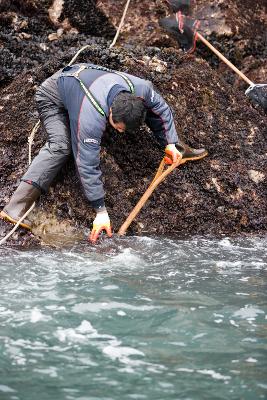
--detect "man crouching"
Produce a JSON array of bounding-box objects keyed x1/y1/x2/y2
[{"x1": 1, "y1": 63, "x2": 207, "y2": 243}]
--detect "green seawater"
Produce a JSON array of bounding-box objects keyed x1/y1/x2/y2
[{"x1": 0, "y1": 236, "x2": 266, "y2": 400}]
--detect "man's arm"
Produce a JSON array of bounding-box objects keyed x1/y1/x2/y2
[
  {"x1": 142, "y1": 83, "x2": 179, "y2": 146},
  {"x1": 74, "y1": 115, "x2": 112, "y2": 243},
  {"x1": 75, "y1": 138, "x2": 105, "y2": 207}
]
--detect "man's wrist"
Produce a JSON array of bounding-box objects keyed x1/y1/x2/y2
[
  {"x1": 91, "y1": 197, "x2": 106, "y2": 212},
  {"x1": 95, "y1": 206, "x2": 107, "y2": 214}
]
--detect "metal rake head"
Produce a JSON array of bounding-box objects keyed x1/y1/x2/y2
[{"x1": 245, "y1": 84, "x2": 267, "y2": 111}]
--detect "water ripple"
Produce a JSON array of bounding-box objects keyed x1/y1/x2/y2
[{"x1": 0, "y1": 235, "x2": 266, "y2": 400}]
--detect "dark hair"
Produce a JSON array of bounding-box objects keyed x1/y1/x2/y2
[{"x1": 111, "y1": 92, "x2": 147, "y2": 131}]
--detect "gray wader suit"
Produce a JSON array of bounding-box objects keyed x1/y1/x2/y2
[{"x1": 22, "y1": 63, "x2": 180, "y2": 209}]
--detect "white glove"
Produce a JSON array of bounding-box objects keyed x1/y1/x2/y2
[
  {"x1": 164, "y1": 144, "x2": 183, "y2": 164},
  {"x1": 89, "y1": 210, "x2": 112, "y2": 243}
]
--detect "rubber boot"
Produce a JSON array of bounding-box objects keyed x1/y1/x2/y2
[
  {"x1": 0, "y1": 181, "x2": 41, "y2": 230},
  {"x1": 177, "y1": 143, "x2": 208, "y2": 163}
]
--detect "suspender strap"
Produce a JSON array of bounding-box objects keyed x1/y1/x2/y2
[
  {"x1": 114, "y1": 71, "x2": 135, "y2": 94},
  {"x1": 71, "y1": 65, "x2": 106, "y2": 117},
  {"x1": 85, "y1": 65, "x2": 135, "y2": 95},
  {"x1": 62, "y1": 64, "x2": 135, "y2": 117}
]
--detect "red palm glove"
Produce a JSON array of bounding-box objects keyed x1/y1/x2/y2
[
  {"x1": 164, "y1": 144, "x2": 183, "y2": 165},
  {"x1": 89, "y1": 210, "x2": 112, "y2": 244}
]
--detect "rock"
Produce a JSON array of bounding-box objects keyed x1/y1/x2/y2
[
  {"x1": 0, "y1": 0, "x2": 266, "y2": 247},
  {"x1": 47, "y1": 28, "x2": 64, "y2": 42},
  {"x1": 48, "y1": 0, "x2": 64, "y2": 26},
  {"x1": 18, "y1": 32, "x2": 31, "y2": 40},
  {"x1": 248, "y1": 169, "x2": 265, "y2": 184},
  {"x1": 48, "y1": 32, "x2": 60, "y2": 41}
]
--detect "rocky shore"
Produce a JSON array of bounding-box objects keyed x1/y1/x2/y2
[{"x1": 0, "y1": 0, "x2": 266, "y2": 247}]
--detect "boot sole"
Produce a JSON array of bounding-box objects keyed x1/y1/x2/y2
[
  {"x1": 181, "y1": 150, "x2": 208, "y2": 164},
  {"x1": 0, "y1": 211, "x2": 32, "y2": 230}
]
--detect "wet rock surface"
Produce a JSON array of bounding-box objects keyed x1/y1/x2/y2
[
  {"x1": 98, "y1": 0, "x2": 267, "y2": 89},
  {"x1": 0, "y1": 0, "x2": 114, "y2": 86},
  {"x1": 0, "y1": 0, "x2": 266, "y2": 247}
]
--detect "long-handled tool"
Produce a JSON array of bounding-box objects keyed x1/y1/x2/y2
[
  {"x1": 160, "y1": 10, "x2": 267, "y2": 111},
  {"x1": 118, "y1": 158, "x2": 183, "y2": 236},
  {"x1": 119, "y1": 143, "x2": 208, "y2": 236},
  {"x1": 118, "y1": 158, "x2": 180, "y2": 235},
  {"x1": 195, "y1": 31, "x2": 267, "y2": 110}
]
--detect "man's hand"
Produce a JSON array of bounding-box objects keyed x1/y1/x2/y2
[
  {"x1": 164, "y1": 144, "x2": 183, "y2": 165},
  {"x1": 89, "y1": 210, "x2": 112, "y2": 244}
]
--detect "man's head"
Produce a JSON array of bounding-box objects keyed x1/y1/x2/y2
[{"x1": 109, "y1": 92, "x2": 147, "y2": 133}]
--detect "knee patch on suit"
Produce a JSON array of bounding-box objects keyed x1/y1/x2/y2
[{"x1": 47, "y1": 141, "x2": 71, "y2": 157}]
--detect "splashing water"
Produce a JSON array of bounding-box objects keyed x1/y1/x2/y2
[{"x1": 0, "y1": 235, "x2": 266, "y2": 400}]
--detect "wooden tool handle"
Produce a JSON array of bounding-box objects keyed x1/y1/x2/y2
[
  {"x1": 151, "y1": 158, "x2": 166, "y2": 184},
  {"x1": 197, "y1": 33, "x2": 253, "y2": 86},
  {"x1": 118, "y1": 159, "x2": 181, "y2": 236}
]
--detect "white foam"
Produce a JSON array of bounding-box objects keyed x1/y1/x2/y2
[
  {"x1": 117, "y1": 310, "x2": 126, "y2": 316},
  {"x1": 235, "y1": 292, "x2": 250, "y2": 296},
  {"x1": 0, "y1": 307, "x2": 12, "y2": 316},
  {"x1": 72, "y1": 301, "x2": 158, "y2": 313},
  {"x1": 176, "y1": 368, "x2": 194, "y2": 373},
  {"x1": 0, "y1": 385, "x2": 16, "y2": 393},
  {"x1": 239, "y1": 277, "x2": 250, "y2": 282},
  {"x1": 233, "y1": 306, "x2": 265, "y2": 319},
  {"x1": 258, "y1": 383, "x2": 267, "y2": 389},
  {"x1": 230, "y1": 320, "x2": 239, "y2": 327},
  {"x1": 7, "y1": 346, "x2": 26, "y2": 366},
  {"x1": 170, "y1": 342, "x2": 186, "y2": 347},
  {"x1": 197, "y1": 369, "x2": 231, "y2": 381},
  {"x1": 168, "y1": 271, "x2": 179, "y2": 277},
  {"x1": 218, "y1": 238, "x2": 232, "y2": 247},
  {"x1": 56, "y1": 328, "x2": 87, "y2": 343},
  {"x1": 56, "y1": 320, "x2": 98, "y2": 343},
  {"x1": 102, "y1": 285, "x2": 119, "y2": 290},
  {"x1": 111, "y1": 248, "x2": 145, "y2": 268},
  {"x1": 147, "y1": 276, "x2": 162, "y2": 280},
  {"x1": 30, "y1": 308, "x2": 48, "y2": 323},
  {"x1": 158, "y1": 382, "x2": 174, "y2": 388},
  {"x1": 54, "y1": 320, "x2": 149, "y2": 373},
  {"x1": 102, "y1": 343, "x2": 148, "y2": 373},
  {"x1": 76, "y1": 320, "x2": 96, "y2": 334},
  {"x1": 192, "y1": 333, "x2": 207, "y2": 340},
  {"x1": 34, "y1": 366, "x2": 58, "y2": 378},
  {"x1": 246, "y1": 357, "x2": 258, "y2": 363},
  {"x1": 103, "y1": 345, "x2": 144, "y2": 361},
  {"x1": 242, "y1": 337, "x2": 257, "y2": 343},
  {"x1": 45, "y1": 305, "x2": 66, "y2": 310},
  {"x1": 176, "y1": 368, "x2": 231, "y2": 381}
]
